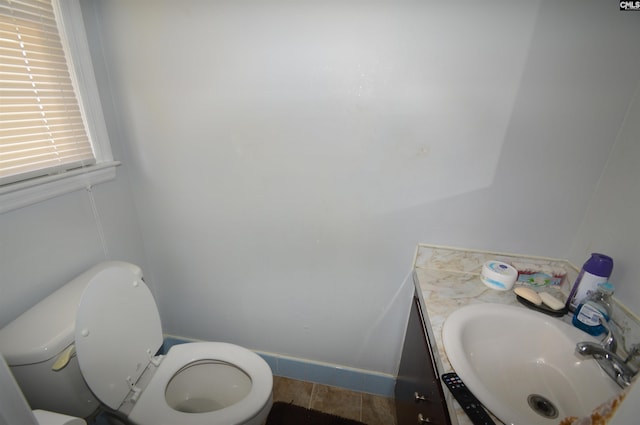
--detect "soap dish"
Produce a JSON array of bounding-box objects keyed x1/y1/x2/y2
[{"x1": 516, "y1": 295, "x2": 568, "y2": 317}]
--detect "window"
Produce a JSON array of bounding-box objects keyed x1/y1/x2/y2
[{"x1": 0, "y1": 0, "x2": 117, "y2": 213}]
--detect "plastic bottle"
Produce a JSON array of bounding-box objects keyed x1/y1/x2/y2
[
  {"x1": 572, "y1": 282, "x2": 614, "y2": 336},
  {"x1": 566, "y1": 253, "x2": 613, "y2": 312}
]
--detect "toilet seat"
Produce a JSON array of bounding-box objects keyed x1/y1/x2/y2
[
  {"x1": 128, "y1": 342, "x2": 273, "y2": 425},
  {"x1": 74, "y1": 266, "x2": 163, "y2": 410}
]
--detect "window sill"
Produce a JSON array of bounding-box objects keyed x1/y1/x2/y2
[{"x1": 0, "y1": 161, "x2": 121, "y2": 214}]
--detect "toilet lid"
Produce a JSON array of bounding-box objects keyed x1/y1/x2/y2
[{"x1": 75, "y1": 265, "x2": 163, "y2": 410}]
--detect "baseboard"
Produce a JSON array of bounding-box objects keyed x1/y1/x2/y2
[{"x1": 161, "y1": 336, "x2": 396, "y2": 397}]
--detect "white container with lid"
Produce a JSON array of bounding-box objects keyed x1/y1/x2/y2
[{"x1": 481, "y1": 261, "x2": 518, "y2": 291}]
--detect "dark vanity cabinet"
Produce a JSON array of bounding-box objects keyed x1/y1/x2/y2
[{"x1": 395, "y1": 291, "x2": 452, "y2": 425}]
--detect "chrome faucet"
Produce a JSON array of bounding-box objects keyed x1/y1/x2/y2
[
  {"x1": 575, "y1": 318, "x2": 636, "y2": 388},
  {"x1": 576, "y1": 341, "x2": 635, "y2": 387},
  {"x1": 599, "y1": 318, "x2": 617, "y2": 353}
]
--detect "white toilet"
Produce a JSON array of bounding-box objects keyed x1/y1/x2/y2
[
  {"x1": 0, "y1": 354, "x2": 86, "y2": 425},
  {"x1": 0, "y1": 262, "x2": 273, "y2": 425}
]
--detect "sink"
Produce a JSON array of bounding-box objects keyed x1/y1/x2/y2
[{"x1": 442, "y1": 303, "x2": 621, "y2": 425}]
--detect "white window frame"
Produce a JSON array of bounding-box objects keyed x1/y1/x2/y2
[{"x1": 0, "y1": 0, "x2": 119, "y2": 214}]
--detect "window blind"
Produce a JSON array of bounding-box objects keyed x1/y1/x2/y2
[{"x1": 0, "y1": 0, "x2": 95, "y2": 186}]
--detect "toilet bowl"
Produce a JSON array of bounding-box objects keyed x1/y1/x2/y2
[
  {"x1": 127, "y1": 342, "x2": 272, "y2": 425},
  {"x1": 0, "y1": 262, "x2": 273, "y2": 425}
]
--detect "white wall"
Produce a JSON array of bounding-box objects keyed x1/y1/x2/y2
[
  {"x1": 1, "y1": 0, "x2": 639, "y2": 377},
  {"x1": 75, "y1": 0, "x2": 639, "y2": 375},
  {"x1": 569, "y1": 81, "x2": 640, "y2": 313},
  {"x1": 0, "y1": 171, "x2": 147, "y2": 327},
  {"x1": 545, "y1": 79, "x2": 640, "y2": 419}
]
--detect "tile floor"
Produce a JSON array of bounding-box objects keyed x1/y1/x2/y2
[{"x1": 272, "y1": 376, "x2": 397, "y2": 425}]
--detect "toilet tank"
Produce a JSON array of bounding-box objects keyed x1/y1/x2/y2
[{"x1": 0, "y1": 262, "x2": 143, "y2": 418}]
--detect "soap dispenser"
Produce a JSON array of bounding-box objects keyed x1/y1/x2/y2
[
  {"x1": 566, "y1": 253, "x2": 613, "y2": 311},
  {"x1": 572, "y1": 282, "x2": 614, "y2": 336}
]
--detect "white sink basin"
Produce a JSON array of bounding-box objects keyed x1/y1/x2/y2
[{"x1": 442, "y1": 303, "x2": 621, "y2": 425}]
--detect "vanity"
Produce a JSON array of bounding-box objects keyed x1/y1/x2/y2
[{"x1": 395, "y1": 244, "x2": 639, "y2": 425}]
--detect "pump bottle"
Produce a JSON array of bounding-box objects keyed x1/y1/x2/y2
[{"x1": 566, "y1": 253, "x2": 613, "y2": 312}]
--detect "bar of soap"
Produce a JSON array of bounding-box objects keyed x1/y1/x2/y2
[
  {"x1": 540, "y1": 292, "x2": 565, "y2": 311},
  {"x1": 514, "y1": 286, "x2": 542, "y2": 305}
]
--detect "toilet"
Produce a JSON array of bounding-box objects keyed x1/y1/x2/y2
[
  {"x1": 0, "y1": 262, "x2": 273, "y2": 425},
  {"x1": 0, "y1": 354, "x2": 86, "y2": 425}
]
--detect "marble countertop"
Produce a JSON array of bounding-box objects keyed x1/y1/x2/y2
[{"x1": 413, "y1": 244, "x2": 577, "y2": 425}]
